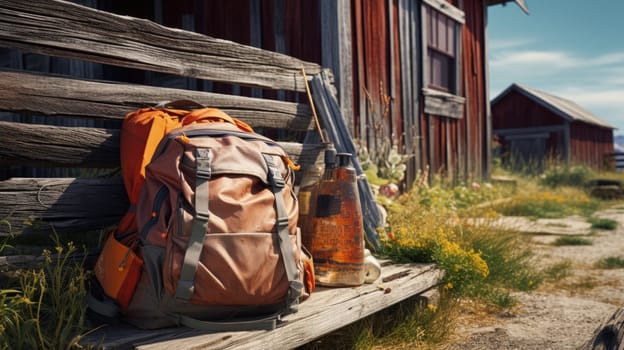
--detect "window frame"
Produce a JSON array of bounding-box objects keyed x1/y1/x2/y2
[
  {"x1": 426, "y1": 6, "x2": 457, "y2": 93},
  {"x1": 421, "y1": 0, "x2": 465, "y2": 119}
]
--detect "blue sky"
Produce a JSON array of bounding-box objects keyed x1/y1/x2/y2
[{"x1": 487, "y1": 0, "x2": 624, "y2": 136}]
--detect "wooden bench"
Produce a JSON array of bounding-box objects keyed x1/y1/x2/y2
[
  {"x1": 79, "y1": 263, "x2": 442, "y2": 349},
  {"x1": 0, "y1": 1, "x2": 443, "y2": 348}
]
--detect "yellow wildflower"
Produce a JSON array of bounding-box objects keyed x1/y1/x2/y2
[{"x1": 427, "y1": 304, "x2": 438, "y2": 312}]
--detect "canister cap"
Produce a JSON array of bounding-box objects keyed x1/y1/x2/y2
[
  {"x1": 336, "y1": 153, "x2": 352, "y2": 167},
  {"x1": 324, "y1": 144, "x2": 337, "y2": 168}
]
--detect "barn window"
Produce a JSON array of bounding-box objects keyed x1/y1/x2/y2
[
  {"x1": 425, "y1": 6, "x2": 457, "y2": 92},
  {"x1": 421, "y1": 0, "x2": 465, "y2": 118}
]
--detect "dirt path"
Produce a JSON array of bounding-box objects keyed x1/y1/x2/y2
[{"x1": 443, "y1": 204, "x2": 624, "y2": 350}]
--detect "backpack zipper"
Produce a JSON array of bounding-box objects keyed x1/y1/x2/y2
[
  {"x1": 177, "y1": 192, "x2": 184, "y2": 236},
  {"x1": 140, "y1": 185, "x2": 170, "y2": 242}
]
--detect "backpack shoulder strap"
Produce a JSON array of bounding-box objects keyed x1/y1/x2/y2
[
  {"x1": 262, "y1": 153, "x2": 303, "y2": 310},
  {"x1": 174, "y1": 148, "x2": 212, "y2": 302}
]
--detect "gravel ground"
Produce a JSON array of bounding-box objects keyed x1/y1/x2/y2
[{"x1": 442, "y1": 204, "x2": 624, "y2": 350}]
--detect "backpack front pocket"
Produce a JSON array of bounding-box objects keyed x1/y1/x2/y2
[{"x1": 164, "y1": 232, "x2": 289, "y2": 306}]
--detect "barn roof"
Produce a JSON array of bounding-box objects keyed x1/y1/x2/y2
[
  {"x1": 491, "y1": 83, "x2": 616, "y2": 130},
  {"x1": 486, "y1": 0, "x2": 529, "y2": 14}
]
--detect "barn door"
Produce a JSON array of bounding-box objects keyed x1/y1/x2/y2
[{"x1": 507, "y1": 133, "x2": 548, "y2": 173}]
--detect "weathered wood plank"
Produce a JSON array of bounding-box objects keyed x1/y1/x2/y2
[
  {"x1": 423, "y1": 88, "x2": 465, "y2": 120},
  {"x1": 0, "y1": 143, "x2": 323, "y2": 236},
  {"x1": 0, "y1": 121, "x2": 322, "y2": 169},
  {"x1": 78, "y1": 263, "x2": 443, "y2": 350},
  {"x1": 0, "y1": 251, "x2": 99, "y2": 272},
  {"x1": 0, "y1": 178, "x2": 128, "y2": 236},
  {"x1": 0, "y1": 121, "x2": 120, "y2": 168},
  {"x1": 320, "y1": 0, "x2": 353, "y2": 132},
  {"x1": 579, "y1": 306, "x2": 624, "y2": 350},
  {"x1": 0, "y1": 70, "x2": 315, "y2": 130},
  {"x1": 0, "y1": 0, "x2": 322, "y2": 92}
]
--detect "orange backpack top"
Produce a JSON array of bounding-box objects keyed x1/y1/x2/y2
[{"x1": 115, "y1": 100, "x2": 253, "y2": 245}]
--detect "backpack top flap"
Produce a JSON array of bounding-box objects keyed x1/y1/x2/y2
[{"x1": 138, "y1": 122, "x2": 299, "y2": 247}]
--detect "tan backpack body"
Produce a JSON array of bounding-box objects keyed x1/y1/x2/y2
[{"x1": 124, "y1": 122, "x2": 304, "y2": 330}]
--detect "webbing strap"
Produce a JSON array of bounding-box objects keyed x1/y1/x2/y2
[
  {"x1": 262, "y1": 154, "x2": 302, "y2": 307},
  {"x1": 170, "y1": 312, "x2": 278, "y2": 331},
  {"x1": 175, "y1": 148, "x2": 212, "y2": 302},
  {"x1": 86, "y1": 290, "x2": 119, "y2": 319}
]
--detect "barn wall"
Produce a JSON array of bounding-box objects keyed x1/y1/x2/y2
[
  {"x1": 570, "y1": 123, "x2": 614, "y2": 168},
  {"x1": 352, "y1": 0, "x2": 392, "y2": 151},
  {"x1": 491, "y1": 90, "x2": 563, "y2": 130},
  {"x1": 9, "y1": 0, "x2": 490, "y2": 185},
  {"x1": 99, "y1": 0, "x2": 491, "y2": 185},
  {"x1": 417, "y1": 0, "x2": 487, "y2": 181},
  {"x1": 458, "y1": 0, "x2": 487, "y2": 180}
]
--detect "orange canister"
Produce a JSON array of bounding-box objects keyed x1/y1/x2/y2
[{"x1": 307, "y1": 152, "x2": 365, "y2": 287}]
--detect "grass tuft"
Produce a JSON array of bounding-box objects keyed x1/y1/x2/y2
[
  {"x1": 541, "y1": 260, "x2": 572, "y2": 282},
  {"x1": 588, "y1": 217, "x2": 619, "y2": 230},
  {"x1": 0, "y1": 233, "x2": 89, "y2": 350},
  {"x1": 551, "y1": 236, "x2": 593, "y2": 246},
  {"x1": 540, "y1": 165, "x2": 594, "y2": 188},
  {"x1": 300, "y1": 292, "x2": 458, "y2": 350},
  {"x1": 595, "y1": 256, "x2": 624, "y2": 269},
  {"x1": 494, "y1": 189, "x2": 599, "y2": 219}
]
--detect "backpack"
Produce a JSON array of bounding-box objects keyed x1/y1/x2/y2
[
  {"x1": 90, "y1": 101, "x2": 313, "y2": 331},
  {"x1": 93, "y1": 101, "x2": 254, "y2": 311}
]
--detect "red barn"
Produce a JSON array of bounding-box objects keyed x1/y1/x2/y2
[
  {"x1": 492, "y1": 83, "x2": 615, "y2": 171},
  {"x1": 1, "y1": 0, "x2": 529, "y2": 185}
]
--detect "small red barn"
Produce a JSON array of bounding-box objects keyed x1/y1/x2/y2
[{"x1": 491, "y1": 83, "x2": 615, "y2": 171}]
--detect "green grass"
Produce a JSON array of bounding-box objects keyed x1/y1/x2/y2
[
  {"x1": 300, "y1": 292, "x2": 457, "y2": 350},
  {"x1": 595, "y1": 256, "x2": 624, "y2": 269},
  {"x1": 541, "y1": 260, "x2": 573, "y2": 282},
  {"x1": 494, "y1": 189, "x2": 600, "y2": 219},
  {"x1": 540, "y1": 164, "x2": 594, "y2": 188},
  {"x1": 463, "y1": 224, "x2": 540, "y2": 295},
  {"x1": 588, "y1": 217, "x2": 619, "y2": 230},
  {"x1": 551, "y1": 236, "x2": 593, "y2": 246},
  {"x1": 567, "y1": 278, "x2": 600, "y2": 291},
  {"x1": 0, "y1": 234, "x2": 89, "y2": 350},
  {"x1": 355, "y1": 180, "x2": 543, "y2": 347}
]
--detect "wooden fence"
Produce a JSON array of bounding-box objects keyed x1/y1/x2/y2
[{"x1": 606, "y1": 152, "x2": 624, "y2": 172}]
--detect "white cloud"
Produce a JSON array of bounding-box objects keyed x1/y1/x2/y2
[
  {"x1": 588, "y1": 52, "x2": 624, "y2": 67},
  {"x1": 559, "y1": 89, "x2": 624, "y2": 107},
  {"x1": 490, "y1": 50, "x2": 573, "y2": 67},
  {"x1": 488, "y1": 38, "x2": 533, "y2": 50},
  {"x1": 603, "y1": 75, "x2": 624, "y2": 86},
  {"x1": 491, "y1": 47, "x2": 624, "y2": 72}
]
